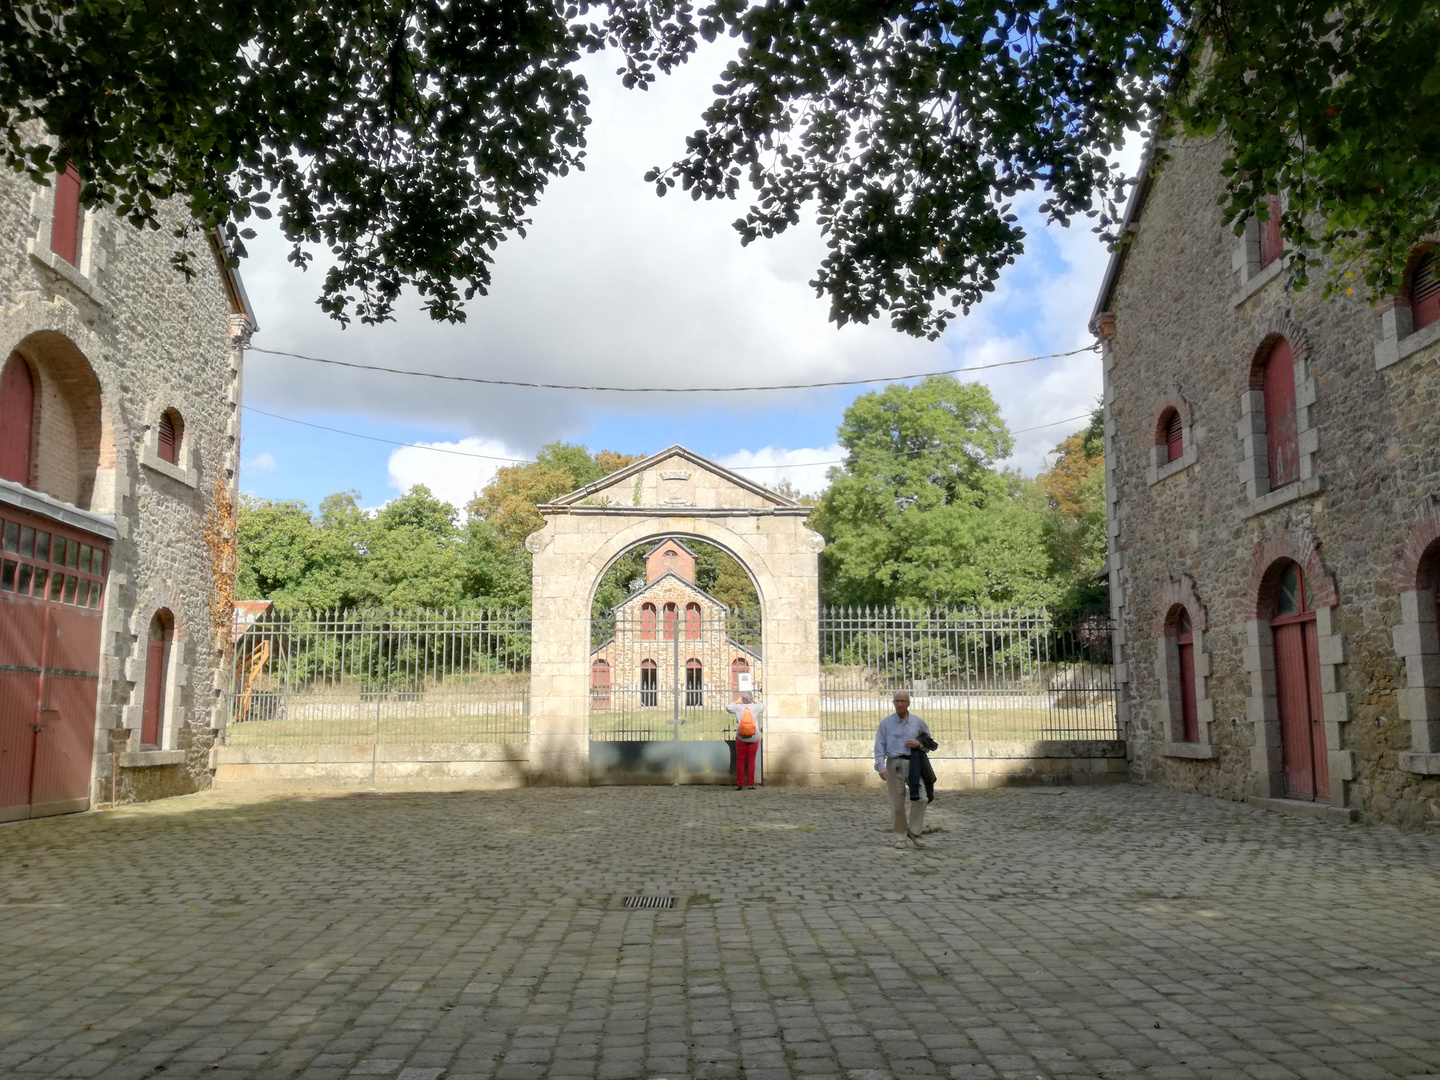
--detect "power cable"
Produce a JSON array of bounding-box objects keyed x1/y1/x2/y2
[
  {"x1": 241, "y1": 405, "x2": 1096, "y2": 471},
  {"x1": 243, "y1": 342, "x2": 1100, "y2": 394}
]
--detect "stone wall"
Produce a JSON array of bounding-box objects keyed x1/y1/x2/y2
[
  {"x1": 0, "y1": 155, "x2": 247, "y2": 809},
  {"x1": 1099, "y1": 136, "x2": 1440, "y2": 829}
]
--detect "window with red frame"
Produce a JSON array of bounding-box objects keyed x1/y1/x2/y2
[
  {"x1": 640, "y1": 602, "x2": 656, "y2": 640},
  {"x1": 1158, "y1": 407, "x2": 1183, "y2": 463},
  {"x1": 50, "y1": 166, "x2": 84, "y2": 267},
  {"x1": 157, "y1": 409, "x2": 183, "y2": 465},
  {"x1": 662, "y1": 602, "x2": 678, "y2": 640},
  {"x1": 684, "y1": 602, "x2": 701, "y2": 639},
  {"x1": 1262, "y1": 338, "x2": 1299, "y2": 489},
  {"x1": 0, "y1": 511, "x2": 106, "y2": 609},
  {"x1": 141, "y1": 610, "x2": 174, "y2": 747},
  {"x1": 1411, "y1": 248, "x2": 1440, "y2": 332},
  {"x1": 1171, "y1": 608, "x2": 1199, "y2": 743},
  {"x1": 1258, "y1": 195, "x2": 1283, "y2": 268}
]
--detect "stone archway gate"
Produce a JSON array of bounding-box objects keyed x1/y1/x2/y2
[{"x1": 526, "y1": 446, "x2": 825, "y2": 786}]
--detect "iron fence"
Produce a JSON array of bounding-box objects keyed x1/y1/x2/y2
[
  {"x1": 227, "y1": 608, "x2": 531, "y2": 745},
  {"x1": 820, "y1": 606, "x2": 1117, "y2": 746},
  {"x1": 589, "y1": 608, "x2": 762, "y2": 741}
]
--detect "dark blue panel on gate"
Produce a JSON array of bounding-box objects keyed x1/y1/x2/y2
[{"x1": 588, "y1": 740, "x2": 741, "y2": 785}]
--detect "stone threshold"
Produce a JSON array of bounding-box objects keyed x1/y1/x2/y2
[
  {"x1": 117, "y1": 750, "x2": 186, "y2": 768},
  {"x1": 1246, "y1": 795, "x2": 1359, "y2": 824}
]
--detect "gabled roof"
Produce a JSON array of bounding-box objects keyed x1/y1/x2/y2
[
  {"x1": 1088, "y1": 135, "x2": 1163, "y2": 336},
  {"x1": 647, "y1": 537, "x2": 698, "y2": 558},
  {"x1": 543, "y1": 444, "x2": 803, "y2": 511},
  {"x1": 615, "y1": 569, "x2": 729, "y2": 612}
]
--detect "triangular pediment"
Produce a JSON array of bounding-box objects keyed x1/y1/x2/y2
[{"x1": 543, "y1": 445, "x2": 802, "y2": 513}]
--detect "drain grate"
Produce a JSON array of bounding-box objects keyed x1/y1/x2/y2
[{"x1": 622, "y1": 895, "x2": 676, "y2": 909}]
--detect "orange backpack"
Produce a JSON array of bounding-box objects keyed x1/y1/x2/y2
[{"x1": 737, "y1": 708, "x2": 757, "y2": 739}]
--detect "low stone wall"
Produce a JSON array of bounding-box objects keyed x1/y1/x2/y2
[
  {"x1": 818, "y1": 740, "x2": 1129, "y2": 788},
  {"x1": 212, "y1": 738, "x2": 1127, "y2": 791},
  {"x1": 212, "y1": 743, "x2": 529, "y2": 792}
]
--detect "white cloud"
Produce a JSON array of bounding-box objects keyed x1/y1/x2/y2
[
  {"x1": 719, "y1": 445, "x2": 843, "y2": 496},
  {"x1": 245, "y1": 452, "x2": 277, "y2": 471},
  {"x1": 236, "y1": 43, "x2": 1141, "y2": 484},
  {"x1": 385, "y1": 439, "x2": 526, "y2": 511}
]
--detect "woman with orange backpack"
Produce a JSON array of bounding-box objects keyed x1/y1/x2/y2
[{"x1": 725, "y1": 692, "x2": 764, "y2": 789}]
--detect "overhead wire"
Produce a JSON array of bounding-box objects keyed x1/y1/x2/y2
[
  {"x1": 241, "y1": 405, "x2": 1098, "y2": 472},
  {"x1": 243, "y1": 342, "x2": 1100, "y2": 393}
]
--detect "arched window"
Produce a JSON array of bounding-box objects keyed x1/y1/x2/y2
[
  {"x1": 589, "y1": 659, "x2": 611, "y2": 708},
  {"x1": 731, "y1": 657, "x2": 750, "y2": 691},
  {"x1": 685, "y1": 602, "x2": 701, "y2": 640},
  {"x1": 50, "y1": 165, "x2": 84, "y2": 267},
  {"x1": 640, "y1": 602, "x2": 656, "y2": 640},
  {"x1": 640, "y1": 658, "x2": 658, "y2": 707},
  {"x1": 1156, "y1": 407, "x2": 1183, "y2": 464},
  {"x1": 662, "y1": 602, "x2": 678, "y2": 640},
  {"x1": 1410, "y1": 247, "x2": 1440, "y2": 332},
  {"x1": 1258, "y1": 194, "x2": 1283, "y2": 268},
  {"x1": 1168, "y1": 608, "x2": 1199, "y2": 743},
  {"x1": 1269, "y1": 562, "x2": 1328, "y2": 800},
  {"x1": 142, "y1": 610, "x2": 175, "y2": 748},
  {"x1": 1261, "y1": 338, "x2": 1299, "y2": 490},
  {"x1": 685, "y1": 658, "x2": 703, "y2": 707},
  {"x1": 157, "y1": 409, "x2": 183, "y2": 466},
  {"x1": 0, "y1": 353, "x2": 35, "y2": 486}
]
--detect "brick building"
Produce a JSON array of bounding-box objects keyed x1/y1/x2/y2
[
  {"x1": 1092, "y1": 136, "x2": 1440, "y2": 828},
  {"x1": 0, "y1": 157, "x2": 253, "y2": 819},
  {"x1": 589, "y1": 538, "x2": 760, "y2": 709}
]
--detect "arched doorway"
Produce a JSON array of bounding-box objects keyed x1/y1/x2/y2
[
  {"x1": 528, "y1": 447, "x2": 823, "y2": 786},
  {"x1": 1269, "y1": 561, "x2": 1328, "y2": 800},
  {"x1": 586, "y1": 531, "x2": 762, "y2": 784}
]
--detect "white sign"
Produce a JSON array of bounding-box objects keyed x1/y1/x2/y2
[{"x1": 737, "y1": 673, "x2": 753, "y2": 692}]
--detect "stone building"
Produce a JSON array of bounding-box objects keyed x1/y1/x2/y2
[
  {"x1": 1092, "y1": 136, "x2": 1440, "y2": 828},
  {"x1": 588, "y1": 537, "x2": 760, "y2": 710},
  {"x1": 0, "y1": 157, "x2": 253, "y2": 820}
]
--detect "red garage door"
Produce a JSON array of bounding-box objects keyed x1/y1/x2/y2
[{"x1": 0, "y1": 506, "x2": 108, "y2": 822}]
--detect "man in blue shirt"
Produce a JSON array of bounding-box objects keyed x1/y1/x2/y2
[{"x1": 874, "y1": 691, "x2": 932, "y2": 848}]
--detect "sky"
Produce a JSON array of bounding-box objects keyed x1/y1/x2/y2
[{"x1": 236, "y1": 46, "x2": 1131, "y2": 513}]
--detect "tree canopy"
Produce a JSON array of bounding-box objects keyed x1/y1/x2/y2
[
  {"x1": 5, "y1": 0, "x2": 1433, "y2": 335},
  {"x1": 810, "y1": 376, "x2": 1054, "y2": 607}
]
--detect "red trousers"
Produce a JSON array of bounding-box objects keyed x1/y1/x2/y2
[{"x1": 735, "y1": 739, "x2": 759, "y2": 787}]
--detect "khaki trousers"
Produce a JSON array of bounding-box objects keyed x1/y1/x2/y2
[{"x1": 885, "y1": 757, "x2": 926, "y2": 839}]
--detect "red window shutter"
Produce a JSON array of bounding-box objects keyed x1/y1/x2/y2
[
  {"x1": 142, "y1": 637, "x2": 169, "y2": 747},
  {"x1": 640, "y1": 603, "x2": 655, "y2": 640},
  {"x1": 158, "y1": 411, "x2": 177, "y2": 464},
  {"x1": 662, "y1": 602, "x2": 677, "y2": 640},
  {"x1": 0, "y1": 354, "x2": 35, "y2": 485},
  {"x1": 1258, "y1": 195, "x2": 1282, "y2": 268},
  {"x1": 685, "y1": 602, "x2": 701, "y2": 640},
  {"x1": 1165, "y1": 410, "x2": 1183, "y2": 462},
  {"x1": 50, "y1": 166, "x2": 83, "y2": 266},
  {"x1": 1263, "y1": 338, "x2": 1299, "y2": 489},
  {"x1": 1177, "y1": 635, "x2": 1199, "y2": 742},
  {"x1": 1412, "y1": 249, "x2": 1440, "y2": 331}
]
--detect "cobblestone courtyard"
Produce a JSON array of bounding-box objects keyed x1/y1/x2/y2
[{"x1": 2, "y1": 784, "x2": 1439, "y2": 1080}]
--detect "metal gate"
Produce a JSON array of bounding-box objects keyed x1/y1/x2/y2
[
  {"x1": 0, "y1": 506, "x2": 108, "y2": 821},
  {"x1": 588, "y1": 607, "x2": 761, "y2": 784}
]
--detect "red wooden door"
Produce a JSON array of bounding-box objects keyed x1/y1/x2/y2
[
  {"x1": 31, "y1": 604, "x2": 103, "y2": 815},
  {"x1": 0, "y1": 505, "x2": 106, "y2": 820},
  {"x1": 1263, "y1": 339, "x2": 1299, "y2": 489},
  {"x1": 1271, "y1": 563, "x2": 1327, "y2": 801}
]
